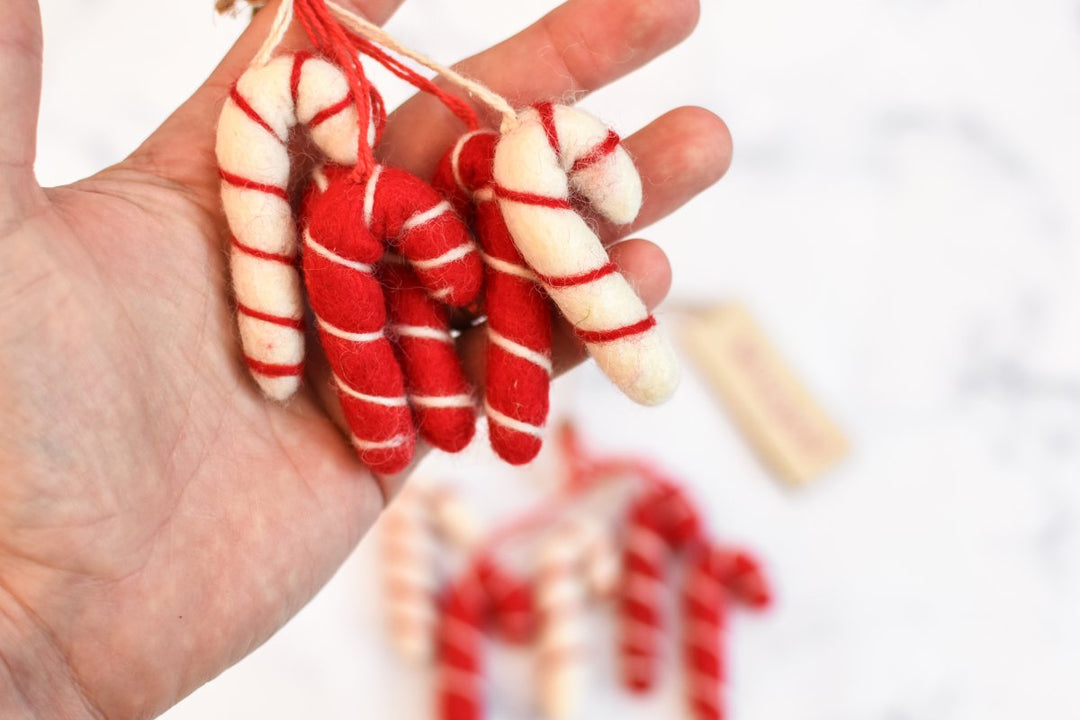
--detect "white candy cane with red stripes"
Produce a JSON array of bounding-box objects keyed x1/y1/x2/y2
[
  {"x1": 536, "y1": 527, "x2": 589, "y2": 720},
  {"x1": 492, "y1": 103, "x2": 680, "y2": 407},
  {"x1": 216, "y1": 51, "x2": 370, "y2": 400},
  {"x1": 380, "y1": 485, "x2": 439, "y2": 663}
]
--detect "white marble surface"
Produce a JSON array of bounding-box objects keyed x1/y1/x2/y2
[{"x1": 35, "y1": 0, "x2": 1080, "y2": 717}]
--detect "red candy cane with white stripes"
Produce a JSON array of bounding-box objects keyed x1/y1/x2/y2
[
  {"x1": 681, "y1": 542, "x2": 772, "y2": 720},
  {"x1": 434, "y1": 131, "x2": 552, "y2": 465},
  {"x1": 653, "y1": 481, "x2": 704, "y2": 551},
  {"x1": 301, "y1": 162, "x2": 480, "y2": 473},
  {"x1": 476, "y1": 557, "x2": 537, "y2": 645},
  {"x1": 428, "y1": 487, "x2": 538, "y2": 645},
  {"x1": 681, "y1": 543, "x2": 729, "y2": 720},
  {"x1": 434, "y1": 104, "x2": 680, "y2": 464},
  {"x1": 617, "y1": 490, "x2": 670, "y2": 692},
  {"x1": 711, "y1": 547, "x2": 772, "y2": 610},
  {"x1": 616, "y1": 481, "x2": 704, "y2": 694},
  {"x1": 436, "y1": 570, "x2": 488, "y2": 720}
]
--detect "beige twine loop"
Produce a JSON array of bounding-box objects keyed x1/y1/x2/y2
[{"x1": 221, "y1": 0, "x2": 521, "y2": 131}]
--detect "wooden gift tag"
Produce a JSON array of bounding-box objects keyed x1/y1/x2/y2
[{"x1": 679, "y1": 303, "x2": 847, "y2": 486}]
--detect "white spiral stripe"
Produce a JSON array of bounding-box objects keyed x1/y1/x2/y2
[
  {"x1": 622, "y1": 574, "x2": 665, "y2": 605},
  {"x1": 394, "y1": 324, "x2": 454, "y2": 343},
  {"x1": 304, "y1": 230, "x2": 375, "y2": 273},
  {"x1": 351, "y1": 433, "x2": 408, "y2": 451},
  {"x1": 363, "y1": 164, "x2": 382, "y2": 230},
  {"x1": 484, "y1": 401, "x2": 545, "y2": 438},
  {"x1": 488, "y1": 329, "x2": 551, "y2": 374},
  {"x1": 410, "y1": 394, "x2": 474, "y2": 409},
  {"x1": 335, "y1": 375, "x2": 408, "y2": 407},
  {"x1": 401, "y1": 200, "x2": 452, "y2": 233},
  {"x1": 442, "y1": 616, "x2": 486, "y2": 649},
  {"x1": 311, "y1": 165, "x2": 329, "y2": 192},
  {"x1": 409, "y1": 242, "x2": 474, "y2": 271},
  {"x1": 316, "y1": 317, "x2": 384, "y2": 343},
  {"x1": 480, "y1": 251, "x2": 537, "y2": 282}
]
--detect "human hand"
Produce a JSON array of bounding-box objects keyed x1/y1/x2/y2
[{"x1": 0, "y1": 0, "x2": 730, "y2": 716}]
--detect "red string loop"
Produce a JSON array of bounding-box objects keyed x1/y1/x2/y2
[
  {"x1": 289, "y1": 0, "x2": 481, "y2": 179},
  {"x1": 344, "y1": 30, "x2": 481, "y2": 131},
  {"x1": 294, "y1": 0, "x2": 379, "y2": 179}
]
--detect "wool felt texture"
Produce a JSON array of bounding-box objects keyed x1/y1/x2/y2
[
  {"x1": 302, "y1": 162, "x2": 481, "y2": 474},
  {"x1": 433, "y1": 130, "x2": 552, "y2": 465},
  {"x1": 492, "y1": 103, "x2": 680, "y2": 407},
  {"x1": 216, "y1": 52, "x2": 376, "y2": 401},
  {"x1": 433, "y1": 102, "x2": 679, "y2": 464},
  {"x1": 381, "y1": 487, "x2": 439, "y2": 663},
  {"x1": 535, "y1": 529, "x2": 590, "y2": 720},
  {"x1": 437, "y1": 571, "x2": 488, "y2": 720}
]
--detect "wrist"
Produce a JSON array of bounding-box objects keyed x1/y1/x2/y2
[{"x1": 0, "y1": 580, "x2": 103, "y2": 720}]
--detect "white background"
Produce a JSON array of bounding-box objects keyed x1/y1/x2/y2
[{"x1": 36, "y1": 0, "x2": 1080, "y2": 717}]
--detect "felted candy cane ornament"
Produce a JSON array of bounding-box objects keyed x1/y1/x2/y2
[
  {"x1": 434, "y1": 131, "x2": 552, "y2": 465},
  {"x1": 476, "y1": 557, "x2": 537, "y2": 645},
  {"x1": 680, "y1": 543, "x2": 771, "y2": 720},
  {"x1": 492, "y1": 103, "x2": 680, "y2": 407},
  {"x1": 217, "y1": 49, "x2": 482, "y2": 474},
  {"x1": 681, "y1": 544, "x2": 729, "y2": 720},
  {"x1": 711, "y1": 547, "x2": 772, "y2": 609},
  {"x1": 380, "y1": 485, "x2": 439, "y2": 663},
  {"x1": 616, "y1": 492, "x2": 670, "y2": 692},
  {"x1": 436, "y1": 571, "x2": 489, "y2": 720},
  {"x1": 216, "y1": 51, "x2": 370, "y2": 400},
  {"x1": 434, "y1": 105, "x2": 680, "y2": 464},
  {"x1": 301, "y1": 162, "x2": 481, "y2": 472},
  {"x1": 426, "y1": 487, "x2": 538, "y2": 644},
  {"x1": 653, "y1": 481, "x2": 704, "y2": 551},
  {"x1": 535, "y1": 527, "x2": 590, "y2": 720}
]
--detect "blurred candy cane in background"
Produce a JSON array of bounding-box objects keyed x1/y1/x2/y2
[{"x1": 377, "y1": 424, "x2": 771, "y2": 719}]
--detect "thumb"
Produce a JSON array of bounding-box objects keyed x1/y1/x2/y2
[{"x1": 0, "y1": 0, "x2": 44, "y2": 211}]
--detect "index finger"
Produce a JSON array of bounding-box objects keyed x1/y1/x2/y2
[{"x1": 377, "y1": 0, "x2": 701, "y2": 178}]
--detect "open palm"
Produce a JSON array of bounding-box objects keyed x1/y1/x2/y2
[{"x1": 0, "y1": 0, "x2": 729, "y2": 716}]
